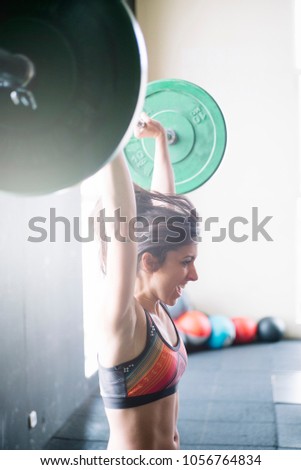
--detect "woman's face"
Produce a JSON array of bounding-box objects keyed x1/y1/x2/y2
[{"x1": 151, "y1": 243, "x2": 198, "y2": 306}]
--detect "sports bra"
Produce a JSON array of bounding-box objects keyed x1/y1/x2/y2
[{"x1": 98, "y1": 304, "x2": 188, "y2": 409}]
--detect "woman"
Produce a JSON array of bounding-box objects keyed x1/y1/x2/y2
[{"x1": 96, "y1": 114, "x2": 199, "y2": 450}]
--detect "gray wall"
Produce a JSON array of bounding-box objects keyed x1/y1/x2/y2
[{"x1": 0, "y1": 188, "x2": 97, "y2": 450}]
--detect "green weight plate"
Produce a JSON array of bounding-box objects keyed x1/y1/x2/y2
[
  {"x1": 124, "y1": 79, "x2": 227, "y2": 194},
  {"x1": 0, "y1": 0, "x2": 147, "y2": 195}
]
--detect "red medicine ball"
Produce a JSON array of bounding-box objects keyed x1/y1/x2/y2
[
  {"x1": 175, "y1": 310, "x2": 212, "y2": 346},
  {"x1": 231, "y1": 317, "x2": 257, "y2": 344}
]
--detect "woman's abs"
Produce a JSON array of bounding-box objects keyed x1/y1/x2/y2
[{"x1": 105, "y1": 393, "x2": 179, "y2": 450}]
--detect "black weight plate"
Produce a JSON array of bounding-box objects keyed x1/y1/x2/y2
[{"x1": 0, "y1": 0, "x2": 147, "y2": 195}]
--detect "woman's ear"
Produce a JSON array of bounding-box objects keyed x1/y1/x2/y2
[{"x1": 140, "y1": 252, "x2": 160, "y2": 272}]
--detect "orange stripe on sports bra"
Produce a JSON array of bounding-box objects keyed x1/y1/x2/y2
[{"x1": 98, "y1": 304, "x2": 188, "y2": 408}]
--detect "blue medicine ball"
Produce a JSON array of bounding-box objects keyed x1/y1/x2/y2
[
  {"x1": 207, "y1": 315, "x2": 236, "y2": 349},
  {"x1": 168, "y1": 291, "x2": 192, "y2": 319}
]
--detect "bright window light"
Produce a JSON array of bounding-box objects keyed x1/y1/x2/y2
[
  {"x1": 295, "y1": 0, "x2": 301, "y2": 69},
  {"x1": 81, "y1": 171, "x2": 103, "y2": 378},
  {"x1": 297, "y1": 197, "x2": 301, "y2": 324},
  {"x1": 296, "y1": 3, "x2": 301, "y2": 323},
  {"x1": 299, "y1": 75, "x2": 301, "y2": 194}
]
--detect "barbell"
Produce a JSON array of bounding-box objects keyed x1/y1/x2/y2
[
  {"x1": 124, "y1": 79, "x2": 227, "y2": 194},
  {"x1": 0, "y1": 1, "x2": 226, "y2": 196},
  {"x1": 0, "y1": 0, "x2": 147, "y2": 195}
]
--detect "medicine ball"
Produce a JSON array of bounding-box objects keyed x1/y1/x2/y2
[
  {"x1": 175, "y1": 310, "x2": 211, "y2": 347},
  {"x1": 232, "y1": 317, "x2": 257, "y2": 344},
  {"x1": 207, "y1": 315, "x2": 236, "y2": 349},
  {"x1": 257, "y1": 316, "x2": 285, "y2": 342}
]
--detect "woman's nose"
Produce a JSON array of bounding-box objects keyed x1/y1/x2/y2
[{"x1": 188, "y1": 263, "x2": 198, "y2": 282}]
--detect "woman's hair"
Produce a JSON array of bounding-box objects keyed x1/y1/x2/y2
[{"x1": 93, "y1": 184, "x2": 199, "y2": 275}]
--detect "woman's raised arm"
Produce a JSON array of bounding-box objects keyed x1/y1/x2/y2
[
  {"x1": 98, "y1": 152, "x2": 137, "y2": 329},
  {"x1": 135, "y1": 113, "x2": 175, "y2": 194}
]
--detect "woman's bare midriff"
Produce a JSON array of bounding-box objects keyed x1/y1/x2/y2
[{"x1": 105, "y1": 392, "x2": 180, "y2": 450}]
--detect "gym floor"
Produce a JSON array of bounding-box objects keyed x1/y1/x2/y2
[{"x1": 45, "y1": 340, "x2": 301, "y2": 450}]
